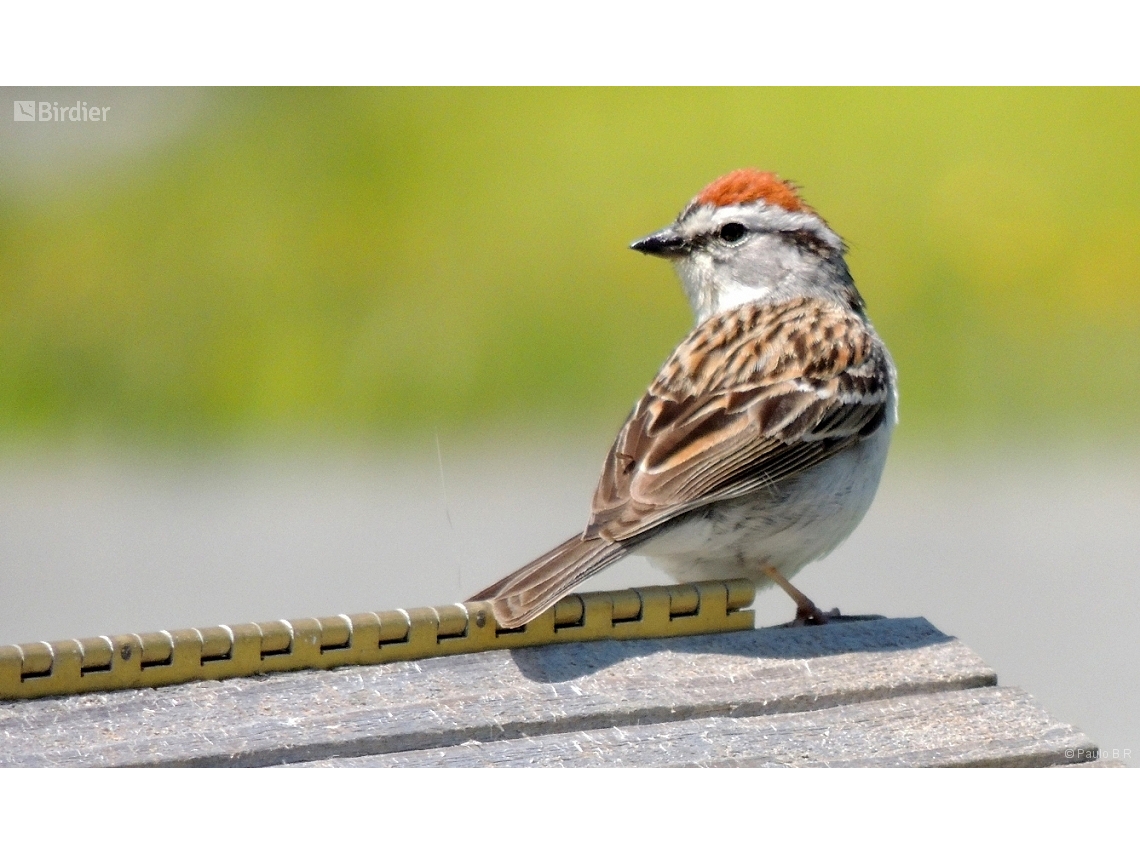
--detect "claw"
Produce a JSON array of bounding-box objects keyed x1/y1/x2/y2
[{"x1": 787, "y1": 604, "x2": 839, "y2": 627}]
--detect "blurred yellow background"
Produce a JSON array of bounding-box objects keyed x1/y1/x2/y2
[{"x1": 3, "y1": 87, "x2": 1138, "y2": 449}]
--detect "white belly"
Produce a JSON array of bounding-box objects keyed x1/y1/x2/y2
[{"x1": 633, "y1": 418, "x2": 893, "y2": 589}]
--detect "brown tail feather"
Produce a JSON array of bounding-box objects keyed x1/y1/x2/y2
[{"x1": 469, "y1": 534, "x2": 627, "y2": 628}]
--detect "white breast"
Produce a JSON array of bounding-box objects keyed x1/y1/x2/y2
[{"x1": 633, "y1": 413, "x2": 894, "y2": 588}]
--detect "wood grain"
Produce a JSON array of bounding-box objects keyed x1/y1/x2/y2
[
  {"x1": 0, "y1": 618, "x2": 1003, "y2": 767},
  {"x1": 0, "y1": 617, "x2": 1100, "y2": 768},
  {"x1": 305, "y1": 687, "x2": 1095, "y2": 768}
]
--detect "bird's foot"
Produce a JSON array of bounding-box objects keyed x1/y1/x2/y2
[{"x1": 787, "y1": 604, "x2": 840, "y2": 627}]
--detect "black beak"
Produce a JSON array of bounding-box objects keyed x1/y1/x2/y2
[{"x1": 630, "y1": 226, "x2": 688, "y2": 257}]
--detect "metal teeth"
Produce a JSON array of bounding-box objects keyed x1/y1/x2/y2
[{"x1": 0, "y1": 580, "x2": 755, "y2": 701}]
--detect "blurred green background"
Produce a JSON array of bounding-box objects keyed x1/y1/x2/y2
[{"x1": 2, "y1": 88, "x2": 1138, "y2": 449}]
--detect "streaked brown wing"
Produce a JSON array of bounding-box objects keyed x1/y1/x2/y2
[{"x1": 587, "y1": 296, "x2": 893, "y2": 542}]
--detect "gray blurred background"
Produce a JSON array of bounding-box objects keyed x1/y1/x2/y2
[{"x1": 1, "y1": 88, "x2": 1137, "y2": 764}]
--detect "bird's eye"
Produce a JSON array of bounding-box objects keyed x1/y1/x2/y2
[{"x1": 718, "y1": 222, "x2": 747, "y2": 243}]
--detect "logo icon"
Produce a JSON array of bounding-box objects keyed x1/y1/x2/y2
[{"x1": 13, "y1": 101, "x2": 36, "y2": 122}]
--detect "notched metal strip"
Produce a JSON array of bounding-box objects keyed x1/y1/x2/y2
[{"x1": 0, "y1": 579, "x2": 755, "y2": 701}]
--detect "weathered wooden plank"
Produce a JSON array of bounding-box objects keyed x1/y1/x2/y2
[
  {"x1": 301, "y1": 687, "x2": 1096, "y2": 768},
  {"x1": 0, "y1": 618, "x2": 993, "y2": 767}
]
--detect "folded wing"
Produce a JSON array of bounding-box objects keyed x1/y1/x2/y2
[{"x1": 588, "y1": 296, "x2": 893, "y2": 541}]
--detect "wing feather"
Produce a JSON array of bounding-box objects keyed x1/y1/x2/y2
[{"x1": 586, "y1": 296, "x2": 893, "y2": 542}]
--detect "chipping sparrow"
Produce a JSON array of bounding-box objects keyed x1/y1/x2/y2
[{"x1": 471, "y1": 169, "x2": 897, "y2": 629}]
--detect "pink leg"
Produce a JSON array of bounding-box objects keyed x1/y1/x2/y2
[{"x1": 760, "y1": 565, "x2": 840, "y2": 626}]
